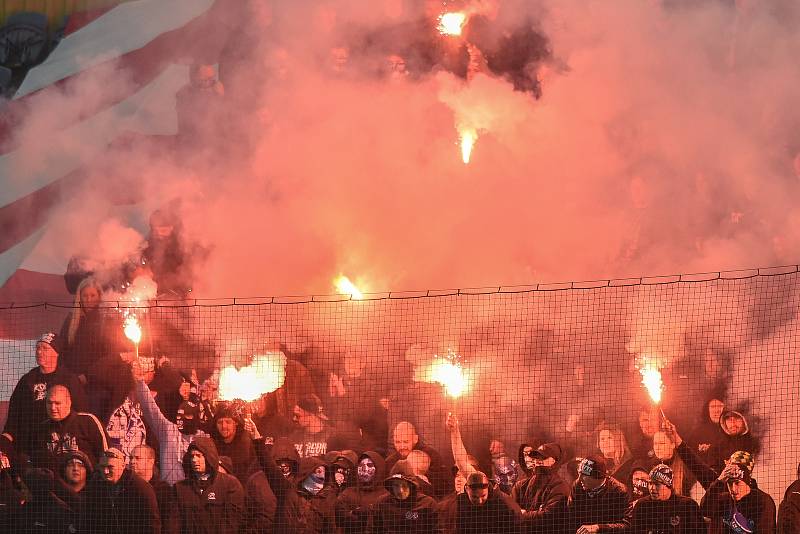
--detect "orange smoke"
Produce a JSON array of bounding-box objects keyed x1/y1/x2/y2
[{"x1": 218, "y1": 352, "x2": 288, "y2": 402}]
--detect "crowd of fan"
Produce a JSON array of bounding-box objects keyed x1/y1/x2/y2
[{"x1": 1, "y1": 302, "x2": 800, "y2": 534}]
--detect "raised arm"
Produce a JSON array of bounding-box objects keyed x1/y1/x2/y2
[
  {"x1": 446, "y1": 412, "x2": 476, "y2": 476},
  {"x1": 663, "y1": 419, "x2": 719, "y2": 489}
]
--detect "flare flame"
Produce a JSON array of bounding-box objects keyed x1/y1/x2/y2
[
  {"x1": 415, "y1": 350, "x2": 469, "y2": 398},
  {"x1": 438, "y1": 12, "x2": 467, "y2": 36},
  {"x1": 218, "y1": 352, "x2": 288, "y2": 402},
  {"x1": 123, "y1": 315, "x2": 142, "y2": 344},
  {"x1": 334, "y1": 275, "x2": 364, "y2": 299},
  {"x1": 640, "y1": 365, "x2": 664, "y2": 404},
  {"x1": 459, "y1": 128, "x2": 477, "y2": 164}
]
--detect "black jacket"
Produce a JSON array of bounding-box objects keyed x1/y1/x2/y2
[
  {"x1": 626, "y1": 493, "x2": 705, "y2": 534},
  {"x1": 212, "y1": 426, "x2": 256, "y2": 486},
  {"x1": 373, "y1": 473, "x2": 441, "y2": 534},
  {"x1": 253, "y1": 438, "x2": 337, "y2": 534},
  {"x1": 779, "y1": 478, "x2": 800, "y2": 534},
  {"x1": 58, "y1": 308, "x2": 119, "y2": 379},
  {"x1": 700, "y1": 479, "x2": 776, "y2": 534},
  {"x1": 28, "y1": 411, "x2": 109, "y2": 473},
  {"x1": 80, "y1": 469, "x2": 161, "y2": 534},
  {"x1": 455, "y1": 488, "x2": 521, "y2": 534},
  {"x1": 511, "y1": 461, "x2": 569, "y2": 534},
  {"x1": 3, "y1": 365, "x2": 87, "y2": 451},
  {"x1": 169, "y1": 437, "x2": 245, "y2": 534},
  {"x1": 244, "y1": 470, "x2": 276, "y2": 534},
  {"x1": 385, "y1": 442, "x2": 450, "y2": 499},
  {"x1": 567, "y1": 476, "x2": 629, "y2": 533},
  {"x1": 13, "y1": 468, "x2": 77, "y2": 534},
  {"x1": 335, "y1": 451, "x2": 389, "y2": 534}
]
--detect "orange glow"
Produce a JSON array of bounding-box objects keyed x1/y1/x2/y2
[
  {"x1": 123, "y1": 315, "x2": 142, "y2": 344},
  {"x1": 415, "y1": 350, "x2": 470, "y2": 398},
  {"x1": 640, "y1": 365, "x2": 663, "y2": 404},
  {"x1": 334, "y1": 275, "x2": 364, "y2": 299},
  {"x1": 438, "y1": 12, "x2": 467, "y2": 36},
  {"x1": 218, "y1": 352, "x2": 288, "y2": 402}
]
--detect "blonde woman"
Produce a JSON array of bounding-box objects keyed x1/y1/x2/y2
[
  {"x1": 596, "y1": 423, "x2": 634, "y2": 483},
  {"x1": 58, "y1": 277, "x2": 113, "y2": 383}
]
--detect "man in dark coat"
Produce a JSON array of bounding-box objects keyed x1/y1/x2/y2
[
  {"x1": 335, "y1": 451, "x2": 390, "y2": 534},
  {"x1": 13, "y1": 467, "x2": 77, "y2": 533},
  {"x1": 53, "y1": 450, "x2": 92, "y2": 512},
  {"x1": 131, "y1": 444, "x2": 174, "y2": 527},
  {"x1": 372, "y1": 469, "x2": 441, "y2": 534},
  {"x1": 716, "y1": 411, "x2": 759, "y2": 467},
  {"x1": 625, "y1": 464, "x2": 705, "y2": 534},
  {"x1": 385, "y1": 421, "x2": 450, "y2": 499},
  {"x1": 511, "y1": 442, "x2": 569, "y2": 533},
  {"x1": 778, "y1": 463, "x2": 800, "y2": 534},
  {"x1": 700, "y1": 452, "x2": 776, "y2": 534},
  {"x1": 455, "y1": 471, "x2": 521, "y2": 534},
  {"x1": 252, "y1": 436, "x2": 337, "y2": 533},
  {"x1": 211, "y1": 403, "x2": 256, "y2": 485},
  {"x1": 169, "y1": 437, "x2": 245, "y2": 534},
  {"x1": 80, "y1": 447, "x2": 161, "y2": 533},
  {"x1": 2, "y1": 333, "x2": 87, "y2": 454},
  {"x1": 25, "y1": 385, "x2": 109, "y2": 472},
  {"x1": 567, "y1": 455, "x2": 629, "y2": 534}
]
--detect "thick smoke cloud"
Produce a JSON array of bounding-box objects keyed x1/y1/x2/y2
[{"x1": 5, "y1": 0, "x2": 800, "y2": 501}]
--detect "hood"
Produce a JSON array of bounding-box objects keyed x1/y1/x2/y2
[
  {"x1": 518, "y1": 442, "x2": 534, "y2": 475},
  {"x1": 383, "y1": 461, "x2": 419, "y2": 499},
  {"x1": 296, "y1": 456, "x2": 328, "y2": 491},
  {"x1": 24, "y1": 468, "x2": 56, "y2": 496},
  {"x1": 359, "y1": 451, "x2": 387, "y2": 488},
  {"x1": 272, "y1": 437, "x2": 301, "y2": 477},
  {"x1": 58, "y1": 450, "x2": 94, "y2": 476},
  {"x1": 720, "y1": 410, "x2": 750, "y2": 436},
  {"x1": 183, "y1": 436, "x2": 219, "y2": 477}
]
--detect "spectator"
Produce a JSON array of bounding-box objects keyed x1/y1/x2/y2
[
  {"x1": 566, "y1": 455, "x2": 629, "y2": 534},
  {"x1": 778, "y1": 462, "x2": 800, "y2": 534},
  {"x1": 80, "y1": 447, "x2": 161, "y2": 533},
  {"x1": 491, "y1": 456, "x2": 519, "y2": 495},
  {"x1": 386, "y1": 421, "x2": 449, "y2": 498},
  {"x1": 169, "y1": 437, "x2": 245, "y2": 534},
  {"x1": 211, "y1": 402, "x2": 256, "y2": 485},
  {"x1": 596, "y1": 423, "x2": 634, "y2": 485},
  {"x1": 700, "y1": 452, "x2": 776, "y2": 534},
  {"x1": 130, "y1": 444, "x2": 174, "y2": 527},
  {"x1": 438, "y1": 467, "x2": 473, "y2": 534},
  {"x1": 627, "y1": 461, "x2": 652, "y2": 503},
  {"x1": 26, "y1": 385, "x2": 108, "y2": 472},
  {"x1": 54, "y1": 450, "x2": 92, "y2": 511},
  {"x1": 373, "y1": 467, "x2": 440, "y2": 534},
  {"x1": 688, "y1": 395, "x2": 725, "y2": 465},
  {"x1": 13, "y1": 468, "x2": 77, "y2": 533},
  {"x1": 625, "y1": 464, "x2": 704, "y2": 533},
  {"x1": 335, "y1": 451, "x2": 389, "y2": 534},
  {"x1": 630, "y1": 408, "x2": 659, "y2": 464},
  {"x1": 134, "y1": 377, "x2": 208, "y2": 484},
  {"x1": 653, "y1": 430, "x2": 694, "y2": 496},
  {"x1": 252, "y1": 436, "x2": 337, "y2": 533},
  {"x1": 717, "y1": 411, "x2": 759, "y2": 465},
  {"x1": 243, "y1": 456, "x2": 277, "y2": 534},
  {"x1": 392, "y1": 458, "x2": 435, "y2": 498},
  {"x1": 456, "y1": 471, "x2": 521, "y2": 534},
  {"x1": 260, "y1": 358, "x2": 318, "y2": 430},
  {"x1": 2, "y1": 332, "x2": 87, "y2": 455},
  {"x1": 289, "y1": 394, "x2": 346, "y2": 458},
  {"x1": 330, "y1": 450, "x2": 358, "y2": 494},
  {"x1": 512, "y1": 442, "x2": 569, "y2": 533},
  {"x1": 59, "y1": 277, "x2": 116, "y2": 382}
]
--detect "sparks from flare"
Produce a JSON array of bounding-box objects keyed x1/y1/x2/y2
[
  {"x1": 438, "y1": 12, "x2": 467, "y2": 36},
  {"x1": 123, "y1": 314, "x2": 142, "y2": 358},
  {"x1": 417, "y1": 349, "x2": 469, "y2": 398},
  {"x1": 459, "y1": 128, "x2": 477, "y2": 164},
  {"x1": 334, "y1": 275, "x2": 364, "y2": 299},
  {"x1": 218, "y1": 352, "x2": 288, "y2": 402},
  {"x1": 638, "y1": 360, "x2": 664, "y2": 405}
]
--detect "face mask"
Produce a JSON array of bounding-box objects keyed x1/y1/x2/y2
[
  {"x1": 358, "y1": 458, "x2": 376, "y2": 484},
  {"x1": 334, "y1": 466, "x2": 348, "y2": 487},
  {"x1": 277, "y1": 460, "x2": 294, "y2": 479},
  {"x1": 176, "y1": 403, "x2": 199, "y2": 435},
  {"x1": 302, "y1": 471, "x2": 325, "y2": 495},
  {"x1": 493, "y1": 460, "x2": 518, "y2": 493},
  {"x1": 522, "y1": 449, "x2": 536, "y2": 471}
]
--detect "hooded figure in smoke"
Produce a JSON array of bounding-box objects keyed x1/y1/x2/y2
[
  {"x1": 511, "y1": 442, "x2": 570, "y2": 533},
  {"x1": 716, "y1": 411, "x2": 759, "y2": 469},
  {"x1": 171, "y1": 437, "x2": 245, "y2": 534},
  {"x1": 372, "y1": 463, "x2": 440, "y2": 534},
  {"x1": 252, "y1": 437, "x2": 337, "y2": 533},
  {"x1": 335, "y1": 451, "x2": 389, "y2": 534}
]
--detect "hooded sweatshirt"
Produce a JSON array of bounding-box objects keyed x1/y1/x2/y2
[
  {"x1": 335, "y1": 451, "x2": 390, "y2": 534},
  {"x1": 54, "y1": 449, "x2": 94, "y2": 512},
  {"x1": 171, "y1": 436, "x2": 245, "y2": 534},
  {"x1": 511, "y1": 442, "x2": 569, "y2": 534},
  {"x1": 252, "y1": 438, "x2": 337, "y2": 533},
  {"x1": 372, "y1": 471, "x2": 440, "y2": 534},
  {"x1": 717, "y1": 411, "x2": 759, "y2": 469},
  {"x1": 689, "y1": 399, "x2": 726, "y2": 468},
  {"x1": 778, "y1": 473, "x2": 800, "y2": 534},
  {"x1": 700, "y1": 478, "x2": 776, "y2": 534},
  {"x1": 14, "y1": 468, "x2": 77, "y2": 534}
]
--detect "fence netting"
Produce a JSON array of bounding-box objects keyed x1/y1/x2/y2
[{"x1": 0, "y1": 269, "x2": 798, "y2": 532}]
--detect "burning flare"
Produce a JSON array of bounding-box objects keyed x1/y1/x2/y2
[
  {"x1": 218, "y1": 352, "x2": 288, "y2": 402},
  {"x1": 639, "y1": 365, "x2": 664, "y2": 404},
  {"x1": 438, "y1": 12, "x2": 467, "y2": 36},
  {"x1": 459, "y1": 128, "x2": 477, "y2": 164},
  {"x1": 123, "y1": 315, "x2": 142, "y2": 344},
  {"x1": 415, "y1": 350, "x2": 469, "y2": 398},
  {"x1": 334, "y1": 275, "x2": 364, "y2": 299}
]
